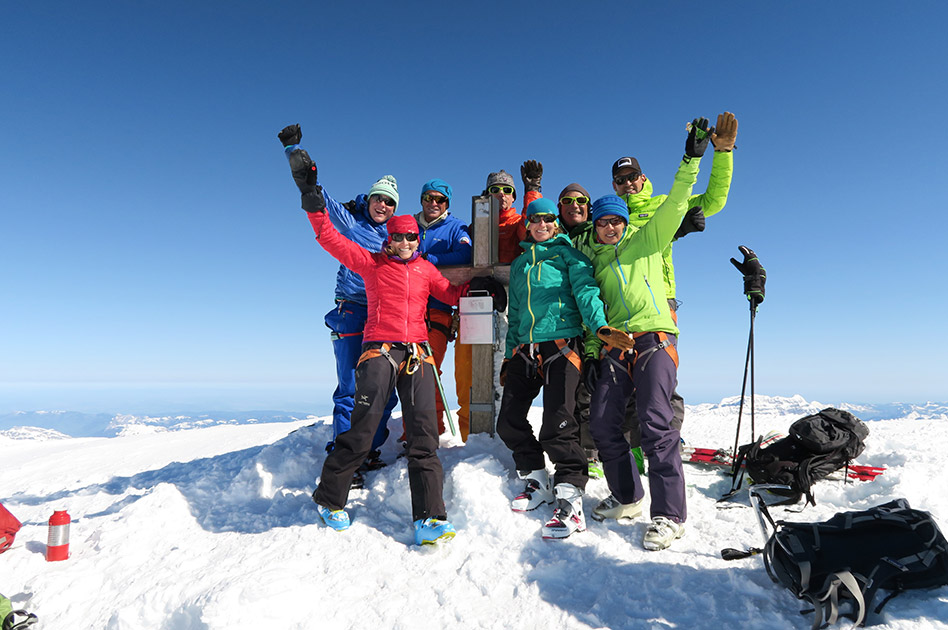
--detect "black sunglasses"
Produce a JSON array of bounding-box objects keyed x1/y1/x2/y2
[
  {"x1": 613, "y1": 173, "x2": 642, "y2": 186},
  {"x1": 390, "y1": 233, "x2": 419, "y2": 242},
  {"x1": 528, "y1": 214, "x2": 558, "y2": 224},
  {"x1": 371, "y1": 195, "x2": 396, "y2": 208}
]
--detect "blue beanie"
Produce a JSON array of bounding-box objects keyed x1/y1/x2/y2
[
  {"x1": 590, "y1": 195, "x2": 630, "y2": 224},
  {"x1": 421, "y1": 178, "x2": 453, "y2": 207},
  {"x1": 524, "y1": 197, "x2": 559, "y2": 224}
]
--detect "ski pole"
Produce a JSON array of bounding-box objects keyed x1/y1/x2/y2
[{"x1": 727, "y1": 246, "x2": 766, "y2": 484}]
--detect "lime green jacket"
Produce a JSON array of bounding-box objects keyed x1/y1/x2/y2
[
  {"x1": 619, "y1": 150, "x2": 733, "y2": 299},
  {"x1": 584, "y1": 158, "x2": 701, "y2": 358}
]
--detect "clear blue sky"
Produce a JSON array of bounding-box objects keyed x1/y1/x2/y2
[{"x1": 3, "y1": 1, "x2": 946, "y2": 413}]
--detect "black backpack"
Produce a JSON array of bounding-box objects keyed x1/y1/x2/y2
[
  {"x1": 732, "y1": 408, "x2": 870, "y2": 505},
  {"x1": 754, "y1": 495, "x2": 948, "y2": 628}
]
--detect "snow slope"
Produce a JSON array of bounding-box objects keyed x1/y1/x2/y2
[{"x1": 1, "y1": 398, "x2": 947, "y2": 629}]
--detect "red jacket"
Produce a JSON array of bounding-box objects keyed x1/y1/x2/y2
[{"x1": 309, "y1": 211, "x2": 465, "y2": 343}]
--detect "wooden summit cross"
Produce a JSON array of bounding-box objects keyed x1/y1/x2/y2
[{"x1": 439, "y1": 195, "x2": 508, "y2": 436}]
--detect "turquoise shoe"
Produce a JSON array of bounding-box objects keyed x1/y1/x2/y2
[
  {"x1": 413, "y1": 518, "x2": 456, "y2": 545},
  {"x1": 316, "y1": 504, "x2": 350, "y2": 531}
]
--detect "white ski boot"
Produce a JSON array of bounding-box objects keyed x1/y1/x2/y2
[
  {"x1": 541, "y1": 483, "x2": 586, "y2": 539},
  {"x1": 511, "y1": 469, "x2": 554, "y2": 512},
  {"x1": 643, "y1": 516, "x2": 685, "y2": 551},
  {"x1": 591, "y1": 494, "x2": 645, "y2": 522}
]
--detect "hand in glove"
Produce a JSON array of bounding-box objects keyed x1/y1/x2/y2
[
  {"x1": 582, "y1": 358, "x2": 601, "y2": 394},
  {"x1": 468, "y1": 275, "x2": 508, "y2": 313},
  {"x1": 674, "y1": 206, "x2": 706, "y2": 240},
  {"x1": 500, "y1": 359, "x2": 509, "y2": 388},
  {"x1": 301, "y1": 185, "x2": 327, "y2": 214},
  {"x1": 596, "y1": 326, "x2": 635, "y2": 351},
  {"x1": 288, "y1": 147, "x2": 318, "y2": 194},
  {"x1": 520, "y1": 159, "x2": 543, "y2": 192},
  {"x1": 730, "y1": 245, "x2": 766, "y2": 305},
  {"x1": 710, "y1": 112, "x2": 738, "y2": 152},
  {"x1": 685, "y1": 117, "x2": 711, "y2": 159},
  {"x1": 278, "y1": 124, "x2": 302, "y2": 147}
]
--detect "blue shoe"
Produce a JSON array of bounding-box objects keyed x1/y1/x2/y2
[
  {"x1": 413, "y1": 518, "x2": 456, "y2": 545},
  {"x1": 316, "y1": 504, "x2": 350, "y2": 531}
]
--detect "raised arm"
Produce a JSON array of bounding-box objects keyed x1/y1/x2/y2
[
  {"x1": 303, "y1": 187, "x2": 374, "y2": 275},
  {"x1": 622, "y1": 119, "x2": 707, "y2": 259},
  {"x1": 278, "y1": 124, "x2": 356, "y2": 232}
]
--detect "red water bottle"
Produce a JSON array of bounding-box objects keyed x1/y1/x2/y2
[{"x1": 46, "y1": 509, "x2": 70, "y2": 561}]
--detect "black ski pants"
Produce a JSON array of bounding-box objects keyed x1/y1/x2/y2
[
  {"x1": 312, "y1": 343, "x2": 446, "y2": 522},
  {"x1": 496, "y1": 339, "x2": 587, "y2": 489}
]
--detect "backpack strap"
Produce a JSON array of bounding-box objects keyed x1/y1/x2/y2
[
  {"x1": 813, "y1": 570, "x2": 866, "y2": 629},
  {"x1": 3, "y1": 610, "x2": 38, "y2": 630}
]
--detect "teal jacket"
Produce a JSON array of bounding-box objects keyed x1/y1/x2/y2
[
  {"x1": 584, "y1": 158, "x2": 701, "y2": 357},
  {"x1": 619, "y1": 150, "x2": 733, "y2": 299},
  {"x1": 506, "y1": 233, "x2": 609, "y2": 359}
]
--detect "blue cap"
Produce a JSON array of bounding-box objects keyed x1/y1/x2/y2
[
  {"x1": 590, "y1": 195, "x2": 630, "y2": 224},
  {"x1": 421, "y1": 178, "x2": 453, "y2": 207},
  {"x1": 524, "y1": 197, "x2": 559, "y2": 224}
]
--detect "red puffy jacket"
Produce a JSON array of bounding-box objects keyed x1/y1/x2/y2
[{"x1": 309, "y1": 211, "x2": 465, "y2": 343}]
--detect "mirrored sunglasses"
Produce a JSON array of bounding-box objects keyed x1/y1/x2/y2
[
  {"x1": 595, "y1": 217, "x2": 627, "y2": 228},
  {"x1": 422, "y1": 193, "x2": 448, "y2": 205}
]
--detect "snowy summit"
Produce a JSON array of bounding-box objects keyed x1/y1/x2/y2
[{"x1": 1, "y1": 395, "x2": 947, "y2": 629}]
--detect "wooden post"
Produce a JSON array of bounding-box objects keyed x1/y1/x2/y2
[{"x1": 439, "y1": 195, "x2": 508, "y2": 436}]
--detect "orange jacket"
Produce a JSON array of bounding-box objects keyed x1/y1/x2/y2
[{"x1": 497, "y1": 190, "x2": 541, "y2": 264}]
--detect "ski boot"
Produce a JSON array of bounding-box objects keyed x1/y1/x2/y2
[
  {"x1": 361, "y1": 449, "x2": 387, "y2": 471},
  {"x1": 413, "y1": 518, "x2": 456, "y2": 545},
  {"x1": 541, "y1": 483, "x2": 586, "y2": 540},
  {"x1": 591, "y1": 494, "x2": 644, "y2": 522},
  {"x1": 315, "y1": 504, "x2": 350, "y2": 532},
  {"x1": 643, "y1": 516, "x2": 685, "y2": 551},
  {"x1": 511, "y1": 469, "x2": 554, "y2": 512}
]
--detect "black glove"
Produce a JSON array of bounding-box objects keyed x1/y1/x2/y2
[
  {"x1": 582, "y1": 358, "x2": 601, "y2": 394},
  {"x1": 500, "y1": 359, "x2": 509, "y2": 388},
  {"x1": 730, "y1": 245, "x2": 766, "y2": 305},
  {"x1": 278, "y1": 124, "x2": 302, "y2": 147},
  {"x1": 288, "y1": 148, "x2": 318, "y2": 194},
  {"x1": 520, "y1": 159, "x2": 543, "y2": 192},
  {"x1": 468, "y1": 276, "x2": 508, "y2": 313},
  {"x1": 301, "y1": 185, "x2": 326, "y2": 214},
  {"x1": 674, "y1": 206, "x2": 706, "y2": 240},
  {"x1": 685, "y1": 117, "x2": 711, "y2": 159}
]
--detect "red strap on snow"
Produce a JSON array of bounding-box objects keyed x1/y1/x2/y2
[{"x1": 0, "y1": 502, "x2": 22, "y2": 553}]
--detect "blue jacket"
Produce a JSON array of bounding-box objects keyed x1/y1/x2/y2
[
  {"x1": 415, "y1": 211, "x2": 472, "y2": 312},
  {"x1": 284, "y1": 146, "x2": 389, "y2": 305}
]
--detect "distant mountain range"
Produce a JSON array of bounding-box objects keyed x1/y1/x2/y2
[
  {"x1": 2, "y1": 396, "x2": 946, "y2": 441},
  {"x1": 0, "y1": 410, "x2": 317, "y2": 440}
]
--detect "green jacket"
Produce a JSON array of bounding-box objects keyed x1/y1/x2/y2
[
  {"x1": 506, "y1": 232, "x2": 609, "y2": 359},
  {"x1": 584, "y1": 158, "x2": 701, "y2": 358},
  {"x1": 619, "y1": 150, "x2": 733, "y2": 299}
]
